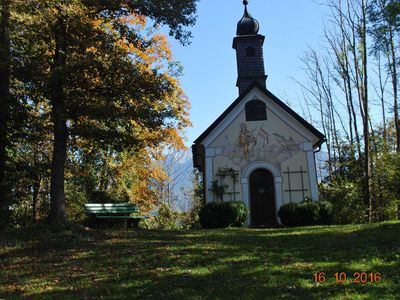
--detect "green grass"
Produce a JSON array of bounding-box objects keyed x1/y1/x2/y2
[{"x1": 1, "y1": 222, "x2": 399, "y2": 299}]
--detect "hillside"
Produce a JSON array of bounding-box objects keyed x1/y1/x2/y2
[{"x1": 1, "y1": 222, "x2": 399, "y2": 299}]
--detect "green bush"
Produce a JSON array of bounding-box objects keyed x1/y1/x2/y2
[
  {"x1": 298, "y1": 198, "x2": 320, "y2": 226},
  {"x1": 180, "y1": 200, "x2": 202, "y2": 230},
  {"x1": 230, "y1": 201, "x2": 249, "y2": 226},
  {"x1": 140, "y1": 203, "x2": 184, "y2": 230},
  {"x1": 180, "y1": 172, "x2": 204, "y2": 230},
  {"x1": 277, "y1": 203, "x2": 299, "y2": 227},
  {"x1": 371, "y1": 152, "x2": 400, "y2": 222},
  {"x1": 317, "y1": 199, "x2": 333, "y2": 225},
  {"x1": 65, "y1": 186, "x2": 88, "y2": 224},
  {"x1": 278, "y1": 198, "x2": 333, "y2": 227},
  {"x1": 199, "y1": 201, "x2": 248, "y2": 229},
  {"x1": 320, "y1": 181, "x2": 366, "y2": 224}
]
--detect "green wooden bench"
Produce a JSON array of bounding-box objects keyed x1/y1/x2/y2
[{"x1": 84, "y1": 203, "x2": 145, "y2": 228}]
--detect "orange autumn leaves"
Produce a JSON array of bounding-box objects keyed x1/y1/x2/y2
[{"x1": 90, "y1": 13, "x2": 173, "y2": 68}]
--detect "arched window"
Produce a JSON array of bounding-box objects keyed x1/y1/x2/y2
[
  {"x1": 246, "y1": 47, "x2": 256, "y2": 57},
  {"x1": 245, "y1": 100, "x2": 267, "y2": 121}
]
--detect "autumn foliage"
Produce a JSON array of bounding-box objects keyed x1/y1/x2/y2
[{"x1": 0, "y1": 0, "x2": 198, "y2": 226}]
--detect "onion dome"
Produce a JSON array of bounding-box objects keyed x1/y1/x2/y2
[{"x1": 236, "y1": 0, "x2": 259, "y2": 36}]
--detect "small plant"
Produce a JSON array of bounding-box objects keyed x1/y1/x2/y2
[
  {"x1": 216, "y1": 167, "x2": 239, "y2": 182},
  {"x1": 213, "y1": 167, "x2": 240, "y2": 201},
  {"x1": 209, "y1": 180, "x2": 228, "y2": 201}
]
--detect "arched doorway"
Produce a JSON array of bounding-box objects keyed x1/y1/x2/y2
[{"x1": 249, "y1": 169, "x2": 276, "y2": 227}]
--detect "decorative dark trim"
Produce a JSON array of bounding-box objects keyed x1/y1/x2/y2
[{"x1": 283, "y1": 166, "x2": 308, "y2": 202}]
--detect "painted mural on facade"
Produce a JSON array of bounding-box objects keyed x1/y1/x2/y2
[{"x1": 221, "y1": 123, "x2": 302, "y2": 168}]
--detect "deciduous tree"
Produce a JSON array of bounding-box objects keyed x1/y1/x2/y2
[
  {"x1": 7, "y1": 0, "x2": 197, "y2": 226},
  {"x1": 0, "y1": 0, "x2": 11, "y2": 228}
]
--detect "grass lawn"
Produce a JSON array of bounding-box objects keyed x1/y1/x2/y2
[{"x1": 1, "y1": 221, "x2": 399, "y2": 299}]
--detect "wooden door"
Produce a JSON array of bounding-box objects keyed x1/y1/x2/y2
[{"x1": 249, "y1": 169, "x2": 276, "y2": 227}]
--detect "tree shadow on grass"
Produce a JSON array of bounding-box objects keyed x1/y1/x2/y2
[{"x1": 0, "y1": 222, "x2": 399, "y2": 299}]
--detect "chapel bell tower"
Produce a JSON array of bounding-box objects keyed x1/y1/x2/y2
[{"x1": 233, "y1": 0, "x2": 267, "y2": 95}]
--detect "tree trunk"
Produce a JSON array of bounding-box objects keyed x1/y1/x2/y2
[
  {"x1": 345, "y1": 58, "x2": 361, "y2": 158},
  {"x1": 375, "y1": 55, "x2": 387, "y2": 146},
  {"x1": 388, "y1": 27, "x2": 399, "y2": 151},
  {"x1": 47, "y1": 16, "x2": 68, "y2": 226},
  {"x1": 0, "y1": 0, "x2": 11, "y2": 229},
  {"x1": 347, "y1": 0, "x2": 363, "y2": 159},
  {"x1": 32, "y1": 180, "x2": 39, "y2": 223},
  {"x1": 337, "y1": 0, "x2": 360, "y2": 157},
  {"x1": 361, "y1": 0, "x2": 371, "y2": 223},
  {"x1": 32, "y1": 151, "x2": 41, "y2": 223}
]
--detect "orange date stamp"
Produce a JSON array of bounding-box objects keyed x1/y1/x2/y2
[{"x1": 313, "y1": 272, "x2": 381, "y2": 284}]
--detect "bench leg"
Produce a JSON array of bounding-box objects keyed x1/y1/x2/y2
[{"x1": 128, "y1": 219, "x2": 140, "y2": 228}]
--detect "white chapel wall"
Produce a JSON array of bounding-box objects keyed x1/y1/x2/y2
[{"x1": 206, "y1": 92, "x2": 315, "y2": 205}]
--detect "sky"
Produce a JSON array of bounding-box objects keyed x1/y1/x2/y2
[{"x1": 165, "y1": 0, "x2": 331, "y2": 147}]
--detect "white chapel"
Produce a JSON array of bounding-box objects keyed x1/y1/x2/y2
[{"x1": 192, "y1": 1, "x2": 325, "y2": 226}]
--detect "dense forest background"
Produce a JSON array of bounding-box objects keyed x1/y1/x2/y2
[{"x1": 1, "y1": 0, "x2": 399, "y2": 229}]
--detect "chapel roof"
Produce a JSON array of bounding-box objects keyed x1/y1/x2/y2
[{"x1": 192, "y1": 82, "x2": 325, "y2": 148}]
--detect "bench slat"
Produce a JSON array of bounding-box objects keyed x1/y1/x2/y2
[
  {"x1": 85, "y1": 203, "x2": 136, "y2": 207},
  {"x1": 86, "y1": 209, "x2": 139, "y2": 214},
  {"x1": 95, "y1": 216, "x2": 145, "y2": 219},
  {"x1": 85, "y1": 208, "x2": 139, "y2": 212}
]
